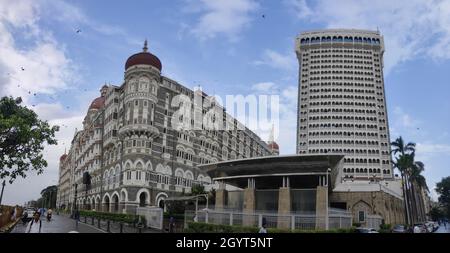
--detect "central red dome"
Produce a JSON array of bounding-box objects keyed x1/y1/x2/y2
[
  {"x1": 89, "y1": 96, "x2": 105, "y2": 110},
  {"x1": 125, "y1": 40, "x2": 162, "y2": 71}
]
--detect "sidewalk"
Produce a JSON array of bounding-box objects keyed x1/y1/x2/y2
[{"x1": 11, "y1": 214, "x2": 104, "y2": 233}]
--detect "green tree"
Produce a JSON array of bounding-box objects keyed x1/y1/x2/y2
[
  {"x1": 190, "y1": 184, "x2": 206, "y2": 196},
  {"x1": 0, "y1": 96, "x2": 59, "y2": 183},
  {"x1": 428, "y1": 206, "x2": 444, "y2": 221},
  {"x1": 436, "y1": 176, "x2": 450, "y2": 219},
  {"x1": 391, "y1": 136, "x2": 416, "y2": 224}
]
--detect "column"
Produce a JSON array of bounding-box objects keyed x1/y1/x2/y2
[
  {"x1": 277, "y1": 176, "x2": 291, "y2": 230},
  {"x1": 215, "y1": 182, "x2": 227, "y2": 210},
  {"x1": 315, "y1": 176, "x2": 328, "y2": 230},
  {"x1": 243, "y1": 178, "x2": 256, "y2": 226}
]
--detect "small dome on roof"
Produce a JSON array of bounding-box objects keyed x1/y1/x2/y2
[{"x1": 125, "y1": 40, "x2": 162, "y2": 71}]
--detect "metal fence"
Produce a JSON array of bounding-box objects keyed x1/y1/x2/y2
[
  {"x1": 366, "y1": 214, "x2": 383, "y2": 229},
  {"x1": 185, "y1": 208, "x2": 353, "y2": 231},
  {"x1": 136, "y1": 207, "x2": 163, "y2": 230}
]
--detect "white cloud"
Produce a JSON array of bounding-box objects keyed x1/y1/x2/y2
[
  {"x1": 0, "y1": 0, "x2": 77, "y2": 102},
  {"x1": 187, "y1": 0, "x2": 259, "y2": 41},
  {"x1": 288, "y1": 0, "x2": 450, "y2": 74},
  {"x1": 286, "y1": 0, "x2": 313, "y2": 19},
  {"x1": 251, "y1": 82, "x2": 277, "y2": 93},
  {"x1": 0, "y1": 0, "x2": 91, "y2": 205},
  {"x1": 253, "y1": 49, "x2": 297, "y2": 71},
  {"x1": 249, "y1": 82, "x2": 298, "y2": 154},
  {"x1": 416, "y1": 143, "x2": 450, "y2": 155}
]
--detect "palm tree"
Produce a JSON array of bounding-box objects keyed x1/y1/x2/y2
[
  {"x1": 391, "y1": 136, "x2": 416, "y2": 156},
  {"x1": 391, "y1": 136, "x2": 416, "y2": 225},
  {"x1": 410, "y1": 161, "x2": 429, "y2": 222}
]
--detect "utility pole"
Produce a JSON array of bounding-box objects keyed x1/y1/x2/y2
[{"x1": 0, "y1": 180, "x2": 6, "y2": 206}]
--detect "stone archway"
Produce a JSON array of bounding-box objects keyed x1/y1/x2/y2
[
  {"x1": 158, "y1": 199, "x2": 165, "y2": 209},
  {"x1": 113, "y1": 194, "x2": 119, "y2": 213},
  {"x1": 352, "y1": 200, "x2": 372, "y2": 225},
  {"x1": 156, "y1": 192, "x2": 168, "y2": 211},
  {"x1": 103, "y1": 195, "x2": 110, "y2": 212},
  {"x1": 139, "y1": 192, "x2": 147, "y2": 207}
]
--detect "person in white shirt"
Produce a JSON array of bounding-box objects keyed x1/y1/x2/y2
[
  {"x1": 413, "y1": 225, "x2": 421, "y2": 233},
  {"x1": 26, "y1": 212, "x2": 42, "y2": 233},
  {"x1": 11, "y1": 205, "x2": 19, "y2": 221},
  {"x1": 259, "y1": 223, "x2": 267, "y2": 233}
]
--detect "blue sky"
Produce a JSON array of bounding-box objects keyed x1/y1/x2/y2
[{"x1": 1, "y1": 0, "x2": 449, "y2": 205}]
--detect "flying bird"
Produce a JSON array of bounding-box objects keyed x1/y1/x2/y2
[
  {"x1": 262, "y1": 14, "x2": 265, "y2": 18},
  {"x1": 76, "y1": 29, "x2": 81, "y2": 33},
  {"x1": 21, "y1": 67, "x2": 25, "y2": 71}
]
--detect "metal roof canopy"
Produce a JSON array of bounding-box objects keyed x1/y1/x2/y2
[{"x1": 199, "y1": 154, "x2": 344, "y2": 189}]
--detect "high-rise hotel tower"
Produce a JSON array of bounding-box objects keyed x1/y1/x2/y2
[{"x1": 295, "y1": 29, "x2": 393, "y2": 182}]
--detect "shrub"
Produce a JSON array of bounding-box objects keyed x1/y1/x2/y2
[
  {"x1": 78, "y1": 210, "x2": 142, "y2": 224},
  {"x1": 184, "y1": 222, "x2": 357, "y2": 233},
  {"x1": 379, "y1": 223, "x2": 392, "y2": 230},
  {"x1": 352, "y1": 222, "x2": 362, "y2": 227}
]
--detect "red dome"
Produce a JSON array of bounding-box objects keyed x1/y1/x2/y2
[
  {"x1": 125, "y1": 41, "x2": 162, "y2": 71},
  {"x1": 60, "y1": 154, "x2": 67, "y2": 161},
  {"x1": 125, "y1": 52, "x2": 162, "y2": 71},
  {"x1": 89, "y1": 96, "x2": 105, "y2": 110},
  {"x1": 268, "y1": 141, "x2": 279, "y2": 150}
]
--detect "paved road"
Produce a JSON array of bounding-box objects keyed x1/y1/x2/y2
[
  {"x1": 11, "y1": 214, "x2": 104, "y2": 233},
  {"x1": 434, "y1": 224, "x2": 450, "y2": 233}
]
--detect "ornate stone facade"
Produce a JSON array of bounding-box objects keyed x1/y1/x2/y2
[{"x1": 56, "y1": 42, "x2": 274, "y2": 213}]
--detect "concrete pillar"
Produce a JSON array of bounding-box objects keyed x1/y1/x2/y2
[
  {"x1": 277, "y1": 187, "x2": 291, "y2": 230},
  {"x1": 243, "y1": 188, "x2": 256, "y2": 226},
  {"x1": 315, "y1": 185, "x2": 328, "y2": 230},
  {"x1": 215, "y1": 189, "x2": 227, "y2": 210}
]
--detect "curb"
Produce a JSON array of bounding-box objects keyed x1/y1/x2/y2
[{"x1": 0, "y1": 218, "x2": 21, "y2": 233}]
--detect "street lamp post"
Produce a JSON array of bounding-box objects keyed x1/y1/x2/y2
[
  {"x1": 325, "y1": 168, "x2": 331, "y2": 230},
  {"x1": 72, "y1": 183, "x2": 78, "y2": 218}
]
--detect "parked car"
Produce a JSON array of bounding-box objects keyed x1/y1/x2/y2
[
  {"x1": 21, "y1": 208, "x2": 36, "y2": 224},
  {"x1": 392, "y1": 225, "x2": 407, "y2": 233},
  {"x1": 413, "y1": 223, "x2": 427, "y2": 233},
  {"x1": 355, "y1": 228, "x2": 379, "y2": 233},
  {"x1": 425, "y1": 222, "x2": 435, "y2": 233}
]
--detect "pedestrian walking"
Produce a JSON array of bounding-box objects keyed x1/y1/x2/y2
[
  {"x1": 169, "y1": 216, "x2": 175, "y2": 233},
  {"x1": 26, "y1": 212, "x2": 42, "y2": 233},
  {"x1": 11, "y1": 205, "x2": 18, "y2": 221},
  {"x1": 259, "y1": 217, "x2": 268, "y2": 233},
  {"x1": 47, "y1": 208, "x2": 53, "y2": 222}
]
